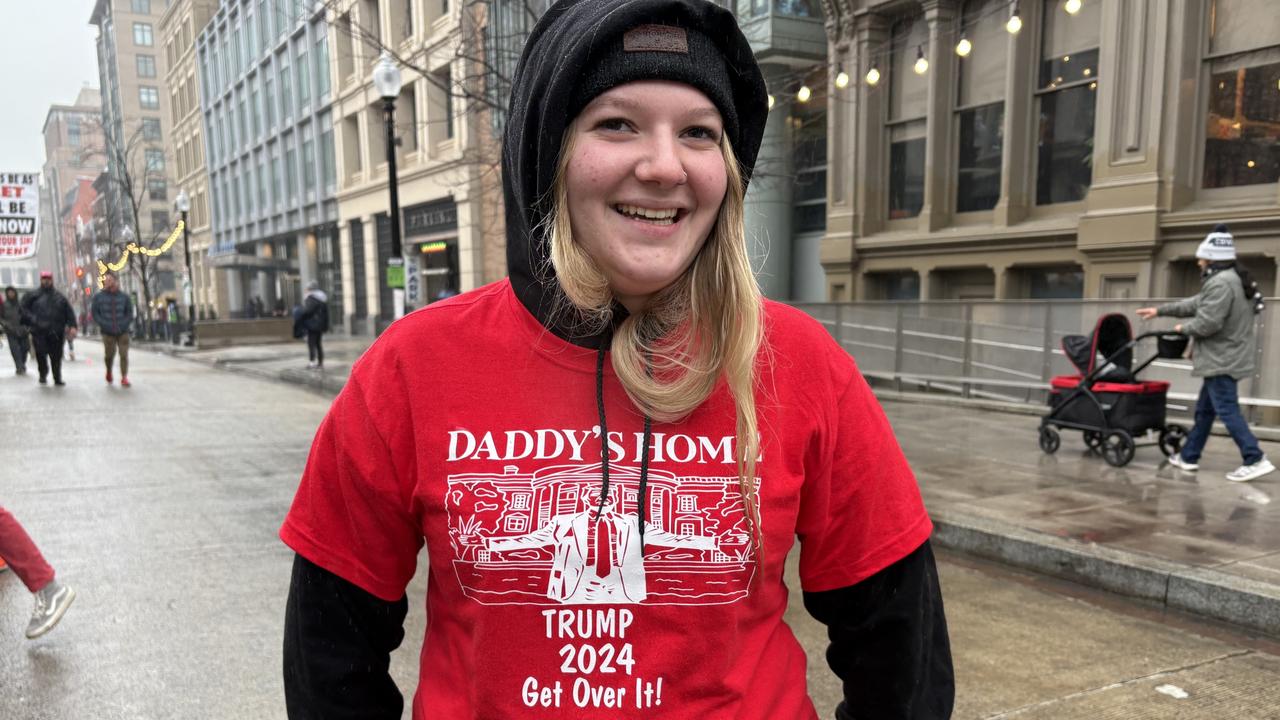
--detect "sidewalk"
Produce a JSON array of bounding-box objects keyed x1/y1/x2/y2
[{"x1": 130, "y1": 335, "x2": 1280, "y2": 638}]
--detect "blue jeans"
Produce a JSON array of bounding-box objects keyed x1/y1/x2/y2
[{"x1": 1181, "y1": 375, "x2": 1263, "y2": 465}]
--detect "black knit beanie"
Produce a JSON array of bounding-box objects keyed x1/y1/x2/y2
[{"x1": 569, "y1": 24, "x2": 739, "y2": 149}]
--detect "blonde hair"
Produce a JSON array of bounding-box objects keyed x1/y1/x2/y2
[{"x1": 546, "y1": 128, "x2": 765, "y2": 552}]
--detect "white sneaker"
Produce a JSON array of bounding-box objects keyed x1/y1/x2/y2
[
  {"x1": 1227, "y1": 457, "x2": 1276, "y2": 483},
  {"x1": 26, "y1": 580, "x2": 75, "y2": 639},
  {"x1": 1168, "y1": 454, "x2": 1199, "y2": 471}
]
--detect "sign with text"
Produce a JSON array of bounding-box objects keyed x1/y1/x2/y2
[
  {"x1": 405, "y1": 254, "x2": 422, "y2": 304},
  {"x1": 0, "y1": 172, "x2": 39, "y2": 260}
]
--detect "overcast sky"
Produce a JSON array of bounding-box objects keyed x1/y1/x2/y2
[{"x1": 0, "y1": 2, "x2": 101, "y2": 173}]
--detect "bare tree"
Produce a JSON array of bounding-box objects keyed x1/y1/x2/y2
[{"x1": 77, "y1": 117, "x2": 176, "y2": 334}]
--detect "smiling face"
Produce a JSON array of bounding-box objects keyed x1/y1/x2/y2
[{"x1": 564, "y1": 81, "x2": 729, "y2": 313}]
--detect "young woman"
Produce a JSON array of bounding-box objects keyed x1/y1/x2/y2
[
  {"x1": 1137, "y1": 224, "x2": 1272, "y2": 482},
  {"x1": 281, "y1": 1, "x2": 953, "y2": 717}
]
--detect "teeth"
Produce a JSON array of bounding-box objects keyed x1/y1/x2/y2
[{"x1": 615, "y1": 204, "x2": 678, "y2": 221}]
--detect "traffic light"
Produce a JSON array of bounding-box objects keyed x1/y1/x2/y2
[
  {"x1": 75, "y1": 267, "x2": 84, "y2": 279},
  {"x1": 84, "y1": 287, "x2": 92, "y2": 296}
]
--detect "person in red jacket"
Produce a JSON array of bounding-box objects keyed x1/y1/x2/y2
[{"x1": 280, "y1": 1, "x2": 953, "y2": 717}]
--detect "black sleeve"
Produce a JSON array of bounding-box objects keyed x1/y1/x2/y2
[
  {"x1": 283, "y1": 554, "x2": 409, "y2": 720},
  {"x1": 803, "y1": 540, "x2": 954, "y2": 720}
]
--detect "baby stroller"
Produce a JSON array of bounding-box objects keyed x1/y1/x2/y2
[{"x1": 1039, "y1": 313, "x2": 1189, "y2": 467}]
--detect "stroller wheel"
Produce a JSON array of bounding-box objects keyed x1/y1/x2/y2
[
  {"x1": 1102, "y1": 431, "x2": 1136, "y2": 467},
  {"x1": 1159, "y1": 424, "x2": 1188, "y2": 458},
  {"x1": 1083, "y1": 431, "x2": 1105, "y2": 453},
  {"x1": 1039, "y1": 427, "x2": 1061, "y2": 454}
]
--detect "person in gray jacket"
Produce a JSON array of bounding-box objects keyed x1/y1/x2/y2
[
  {"x1": 1137, "y1": 224, "x2": 1272, "y2": 482},
  {"x1": 1, "y1": 285, "x2": 30, "y2": 374}
]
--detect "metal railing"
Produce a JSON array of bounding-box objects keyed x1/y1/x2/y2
[{"x1": 793, "y1": 299, "x2": 1279, "y2": 420}]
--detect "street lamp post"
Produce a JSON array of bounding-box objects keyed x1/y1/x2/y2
[
  {"x1": 175, "y1": 189, "x2": 196, "y2": 346},
  {"x1": 373, "y1": 52, "x2": 405, "y2": 321}
]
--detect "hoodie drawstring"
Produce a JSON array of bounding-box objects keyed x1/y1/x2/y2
[{"x1": 595, "y1": 334, "x2": 654, "y2": 557}]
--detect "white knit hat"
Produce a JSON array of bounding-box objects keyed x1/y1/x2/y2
[{"x1": 1196, "y1": 224, "x2": 1235, "y2": 261}]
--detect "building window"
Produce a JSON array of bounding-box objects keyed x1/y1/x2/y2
[
  {"x1": 297, "y1": 45, "x2": 311, "y2": 108},
  {"x1": 792, "y1": 67, "x2": 827, "y2": 233},
  {"x1": 136, "y1": 54, "x2": 156, "y2": 78},
  {"x1": 1035, "y1": 0, "x2": 1100, "y2": 205},
  {"x1": 238, "y1": 96, "x2": 248, "y2": 148},
  {"x1": 131, "y1": 0, "x2": 151, "y2": 12},
  {"x1": 504, "y1": 515, "x2": 529, "y2": 533},
  {"x1": 285, "y1": 133, "x2": 298, "y2": 200},
  {"x1": 139, "y1": 85, "x2": 159, "y2": 110},
  {"x1": 133, "y1": 22, "x2": 153, "y2": 46},
  {"x1": 68, "y1": 115, "x2": 82, "y2": 147},
  {"x1": 141, "y1": 117, "x2": 162, "y2": 141},
  {"x1": 256, "y1": 154, "x2": 268, "y2": 213},
  {"x1": 511, "y1": 493, "x2": 530, "y2": 510},
  {"x1": 1202, "y1": 0, "x2": 1280, "y2": 188},
  {"x1": 264, "y1": 75, "x2": 277, "y2": 128},
  {"x1": 259, "y1": 0, "x2": 270, "y2": 52},
  {"x1": 315, "y1": 32, "x2": 330, "y2": 98},
  {"x1": 145, "y1": 148, "x2": 165, "y2": 174},
  {"x1": 301, "y1": 123, "x2": 315, "y2": 193},
  {"x1": 250, "y1": 81, "x2": 261, "y2": 138},
  {"x1": 320, "y1": 121, "x2": 336, "y2": 190},
  {"x1": 279, "y1": 53, "x2": 293, "y2": 120},
  {"x1": 955, "y1": 0, "x2": 1005, "y2": 213},
  {"x1": 148, "y1": 178, "x2": 166, "y2": 200},
  {"x1": 887, "y1": 14, "x2": 927, "y2": 219},
  {"x1": 151, "y1": 210, "x2": 170, "y2": 234},
  {"x1": 678, "y1": 496, "x2": 696, "y2": 513}
]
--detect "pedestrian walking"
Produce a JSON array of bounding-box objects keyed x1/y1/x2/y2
[
  {"x1": 20, "y1": 272, "x2": 78, "y2": 386},
  {"x1": 0, "y1": 504, "x2": 77, "y2": 639},
  {"x1": 279, "y1": 2, "x2": 953, "y2": 718},
  {"x1": 295, "y1": 280, "x2": 330, "y2": 370},
  {"x1": 1137, "y1": 224, "x2": 1272, "y2": 483},
  {"x1": 0, "y1": 285, "x2": 31, "y2": 375},
  {"x1": 91, "y1": 271, "x2": 134, "y2": 387}
]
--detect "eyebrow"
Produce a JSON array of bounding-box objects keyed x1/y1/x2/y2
[{"x1": 588, "y1": 95, "x2": 722, "y2": 123}]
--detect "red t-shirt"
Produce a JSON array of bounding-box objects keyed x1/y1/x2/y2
[{"x1": 281, "y1": 279, "x2": 932, "y2": 719}]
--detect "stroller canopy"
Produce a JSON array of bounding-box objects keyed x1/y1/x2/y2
[{"x1": 1062, "y1": 313, "x2": 1133, "y2": 379}]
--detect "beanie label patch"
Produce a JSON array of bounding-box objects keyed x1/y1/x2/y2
[{"x1": 623, "y1": 25, "x2": 689, "y2": 54}]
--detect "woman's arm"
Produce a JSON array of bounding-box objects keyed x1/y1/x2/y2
[
  {"x1": 803, "y1": 540, "x2": 954, "y2": 720},
  {"x1": 283, "y1": 554, "x2": 408, "y2": 720}
]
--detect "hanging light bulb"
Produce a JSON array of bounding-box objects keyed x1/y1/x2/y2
[
  {"x1": 1065, "y1": 0, "x2": 1082, "y2": 14},
  {"x1": 797, "y1": 85, "x2": 812, "y2": 103},
  {"x1": 1007, "y1": 2, "x2": 1023, "y2": 34},
  {"x1": 914, "y1": 46, "x2": 929, "y2": 75},
  {"x1": 767, "y1": 94, "x2": 775, "y2": 110},
  {"x1": 835, "y1": 66, "x2": 850, "y2": 89},
  {"x1": 865, "y1": 66, "x2": 881, "y2": 86},
  {"x1": 956, "y1": 35, "x2": 972, "y2": 57}
]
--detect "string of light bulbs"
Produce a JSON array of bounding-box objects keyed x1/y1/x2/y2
[
  {"x1": 759, "y1": 0, "x2": 1089, "y2": 108},
  {"x1": 96, "y1": 220, "x2": 186, "y2": 288}
]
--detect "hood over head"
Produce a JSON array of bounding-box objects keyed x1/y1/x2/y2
[{"x1": 501, "y1": 0, "x2": 768, "y2": 348}]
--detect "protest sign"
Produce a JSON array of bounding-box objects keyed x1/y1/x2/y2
[{"x1": 0, "y1": 172, "x2": 40, "y2": 260}]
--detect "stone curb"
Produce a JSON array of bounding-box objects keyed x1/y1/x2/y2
[{"x1": 931, "y1": 508, "x2": 1280, "y2": 638}]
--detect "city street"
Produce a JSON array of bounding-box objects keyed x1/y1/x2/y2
[{"x1": 2, "y1": 340, "x2": 1278, "y2": 719}]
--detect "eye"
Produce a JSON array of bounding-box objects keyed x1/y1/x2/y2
[
  {"x1": 595, "y1": 117, "x2": 634, "y2": 133},
  {"x1": 684, "y1": 125, "x2": 721, "y2": 143}
]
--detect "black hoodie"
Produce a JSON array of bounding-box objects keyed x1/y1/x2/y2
[{"x1": 283, "y1": 1, "x2": 953, "y2": 717}]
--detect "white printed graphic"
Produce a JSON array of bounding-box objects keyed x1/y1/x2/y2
[{"x1": 448, "y1": 463, "x2": 757, "y2": 606}]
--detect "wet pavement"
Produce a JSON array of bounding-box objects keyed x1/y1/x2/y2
[
  {"x1": 2, "y1": 340, "x2": 1279, "y2": 718},
  {"x1": 145, "y1": 332, "x2": 1280, "y2": 633}
]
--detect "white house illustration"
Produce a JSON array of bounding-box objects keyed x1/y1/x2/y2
[{"x1": 446, "y1": 463, "x2": 757, "y2": 606}]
